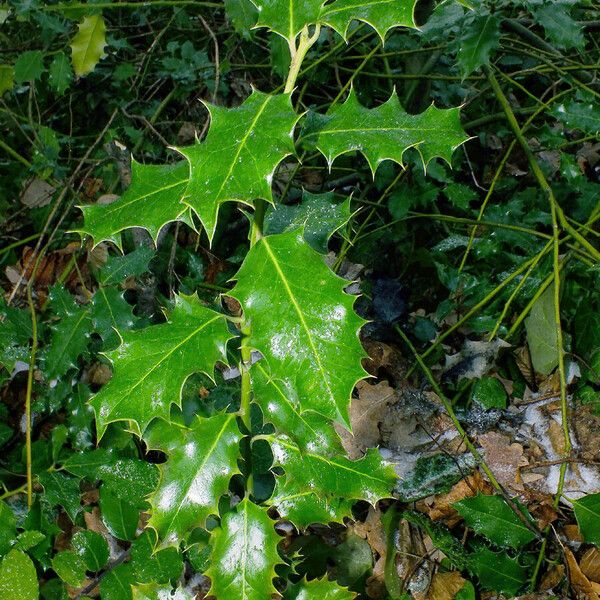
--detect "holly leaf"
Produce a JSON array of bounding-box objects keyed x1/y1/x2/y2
[
  {"x1": 264, "y1": 190, "x2": 352, "y2": 254},
  {"x1": 206, "y1": 498, "x2": 282, "y2": 600},
  {"x1": 250, "y1": 0, "x2": 322, "y2": 40},
  {"x1": 525, "y1": 284, "x2": 559, "y2": 375},
  {"x1": 457, "y1": 13, "x2": 501, "y2": 77},
  {"x1": 0, "y1": 550, "x2": 38, "y2": 600},
  {"x1": 72, "y1": 530, "x2": 109, "y2": 572},
  {"x1": 52, "y1": 550, "x2": 87, "y2": 588},
  {"x1": 176, "y1": 91, "x2": 300, "y2": 243},
  {"x1": 0, "y1": 65, "x2": 13, "y2": 95},
  {"x1": 130, "y1": 530, "x2": 183, "y2": 583},
  {"x1": 454, "y1": 494, "x2": 536, "y2": 549},
  {"x1": 98, "y1": 247, "x2": 154, "y2": 285},
  {"x1": 533, "y1": 3, "x2": 584, "y2": 50},
  {"x1": 90, "y1": 294, "x2": 233, "y2": 439},
  {"x1": 42, "y1": 287, "x2": 92, "y2": 380},
  {"x1": 147, "y1": 415, "x2": 242, "y2": 546},
  {"x1": 552, "y1": 98, "x2": 600, "y2": 134},
  {"x1": 0, "y1": 298, "x2": 31, "y2": 373},
  {"x1": 132, "y1": 583, "x2": 194, "y2": 600},
  {"x1": 0, "y1": 502, "x2": 17, "y2": 556},
  {"x1": 48, "y1": 51, "x2": 73, "y2": 94},
  {"x1": 230, "y1": 230, "x2": 367, "y2": 426},
  {"x1": 320, "y1": 0, "x2": 417, "y2": 41},
  {"x1": 284, "y1": 578, "x2": 356, "y2": 599},
  {"x1": 306, "y1": 89, "x2": 468, "y2": 173},
  {"x1": 573, "y1": 493, "x2": 600, "y2": 546},
  {"x1": 70, "y1": 14, "x2": 107, "y2": 76},
  {"x1": 269, "y1": 434, "x2": 395, "y2": 527},
  {"x1": 37, "y1": 471, "x2": 82, "y2": 522},
  {"x1": 91, "y1": 287, "x2": 136, "y2": 349},
  {"x1": 99, "y1": 488, "x2": 139, "y2": 541},
  {"x1": 13, "y1": 50, "x2": 44, "y2": 84},
  {"x1": 224, "y1": 0, "x2": 258, "y2": 37},
  {"x1": 467, "y1": 546, "x2": 527, "y2": 596},
  {"x1": 78, "y1": 161, "x2": 192, "y2": 250},
  {"x1": 251, "y1": 361, "x2": 343, "y2": 453}
]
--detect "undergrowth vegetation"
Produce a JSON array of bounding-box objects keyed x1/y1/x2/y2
[{"x1": 0, "y1": 0, "x2": 599, "y2": 598}]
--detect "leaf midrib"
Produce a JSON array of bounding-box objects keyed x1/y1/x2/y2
[{"x1": 261, "y1": 237, "x2": 338, "y2": 412}]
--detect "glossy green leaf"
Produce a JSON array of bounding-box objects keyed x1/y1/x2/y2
[
  {"x1": 454, "y1": 494, "x2": 536, "y2": 549},
  {"x1": 52, "y1": 550, "x2": 87, "y2": 588},
  {"x1": 70, "y1": 14, "x2": 107, "y2": 76},
  {"x1": 552, "y1": 98, "x2": 600, "y2": 134},
  {"x1": 307, "y1": 89, "x2": 468, "y2": 173},
  {"x1": 99, "y1": 488, "x2": 139, "y2": 541},
  {"x1": 0, "y1": 501, "x2": 17, "y2": 556},
  {"x1": 206, "y1": 499, "x2": 281, "y2": 600},
  {"x1": 14, "y1": 530, "x2": 45, "y2": 552},
  {"x1": 130, "y1": 530, "x2": 183, "y2": 583},
  {"x1": 14, "y1": 50, "x2": 44, "y2": 84},
  {"x1": 176, "y1": 91, "x2": 299, "y2": 242},
  {"x1": 100, "y1": 563, "x2": 134, "y2": 600},
  {"x1": 533, "y1": 4, "x2": 584, "y2": 50},
  {"x1": 471, "y1": 376, "x2": 507, "y2": 410},
  {"x1": 62, "y1": 447, "x2": 115, "y2": 479},
  {"x1": 43, "y1": 286, "x2": 92, "y2": 380},
  {"x1": 37, "y1": 471, "x2": 81, "y2": 522},
  {"x1": 147, "y1": 415, "x2": 242, "y2": 546},
  {"x1": 467, "y1": 546, "x2": 527, "y2": 596},
  {"x1": 91, "y1": 287, "x2": 136, "y2": 349},
  {"x1": 458, "y1": 13, "x2": 501, "y2": 77},
  {"x1": 269, "y1": 434, "x2": 395, "y2": 527},
  {"x1": 264, "y1": 191, "x2": 352, "y2": 254},
  {"x1": 132, "y1": 583, "x2": 194, "y2": 600},
  {"x1": 231, "y1": 230, "x2": 367, "y2": 426},
  {"x1": 251, "y1": 361, "x2": 342, "y2": 453},
  {"x1": 320, "y1": 0, "x2": 416, "y2": 41},
  {"x1": 78, "y1": 161, "x2": 191, "y2": 250},
  {"x1": 0, "y1": 550, "x2": 38, "y2": 600},
  {"x1": 98, "y1": 247, "x2": 154, "y2": 285},
  {"x1": 525, "y1": 284, "x2": 559, "y2": 375},
  {"x1": 573, "y1": 493, "x2": 600, "y2": 545},
  {"x1": 72, "y1": 530, "x2": 109, "y2": 572},
  {"x1": 285, "y1": 578, "x2": 356, "y2": 599},
  {"x1": 98, "y1": 458, "x2": 158, "y2": 507},
  {"x1": 90, "y1": 294, "x2": 233, "y2": 439},
  {"x1": 0, "y1": 299, "x2": 31, "y2": 373},
  {"x1": 48, "y1": 52, "x2": 73, "y2": 94},
  {"x1": 251, "y1": 0, "x2": 322, "y2": 40}
]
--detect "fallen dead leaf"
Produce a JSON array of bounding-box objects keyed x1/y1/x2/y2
[
  {"x1": 428, "y1": 571, "x2": 468, "y2": 600},
  {"x1": 421, "y1": 472, "x2": 493, "y2": 527},
  {"x1": 565, "y1": 547, "x2": 600, "y2": 599},
  {"x1": 20, "y1": 177, "x2": 55, "y2": 208},
  {"x1": 335, "y1": 380, "x2": 394, "y2": 459},
  {"x1": 478, "y1": 431, "x2": 528, "y2": 492},
  {"x1": 581, "y1": 548, "x2": 600, "y2": 584},
  {"x1": 540, "y1": 564, "x2": 565, "y2": 591}
]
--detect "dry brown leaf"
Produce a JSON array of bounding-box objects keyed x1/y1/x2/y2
[
  {"x1": 565, "y1": 547, "x2": 600, "y2": 599},
  {"x1": 540, "y1": 564, "x2": 565, "y2": 591},
  {"x1": 478, "y1": 431, "x2": 528, "y2": 492},
  {"x1": 20, "y1": 177, "x2": 55, "y2": 208},
  {"x1": 422, "y1": 472, "x2": 493, "y2": 526},
  {"x1": 428, "y1": 571, "x2": 468, "y2": 600},
  {"x1": 335, "y1": 380, "x2": 394, "y2": 459},
  {"x1": 563, "y1": 524, "x2": 584, "y2": 543},
  {"x1": 582, "y1": 548, "x2": 600, "y2": 584}
]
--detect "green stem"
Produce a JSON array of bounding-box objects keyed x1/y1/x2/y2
[
  {"x1": 486, "y1": 67, "x2": 573, "y2": 505},
  {"x1": 283, "y1": 25, "x2": 321, "y2": 95}
]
